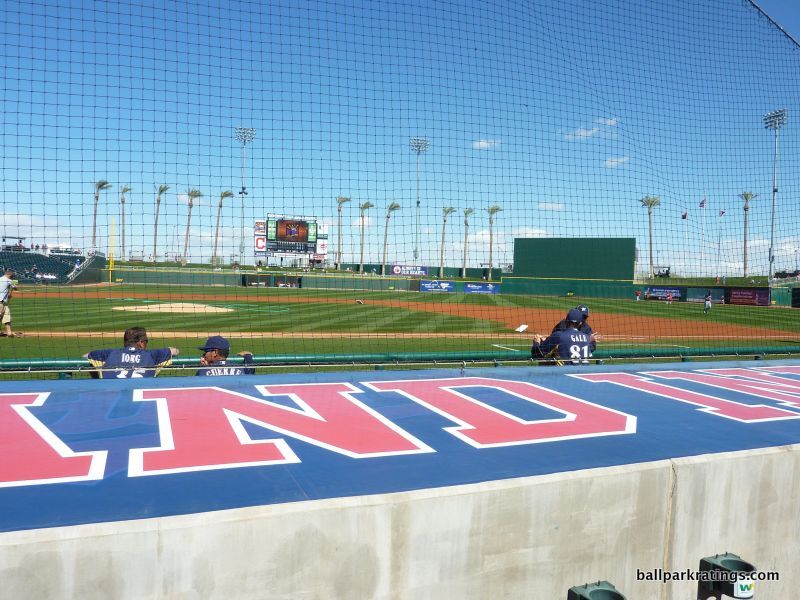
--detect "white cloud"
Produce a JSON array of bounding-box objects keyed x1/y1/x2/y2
[
  {"x1": 175, "y1": 193, "x2": 206, "y2": 206},
  {"x1": 564, "y1": 117, "x2": 618, "y2": 140},
  {"x1": 604, "y1": 156, "x2": 630, "y2": 168},
  {"x1": 537, "y1": 202, "x2": 566, "y2": 212},
  {"x1": 0, "y1": 213, "x2": 48, "y2": 228},
  {"x1": 472, "y1": 139, "x2": 501, "y2": 150},
  {"x1": 512, "y1": 227, "x2": 551, "y2": 238},
  {"x1": 564, "y1": 127, "x2": 601, "y2": 140},
  {"x1": 349, "y1": 216, "x2": 374, "y2": 230},
  {"x1": 1, "y1": 213, "x2": 83, "y2": 249},
  {"x1": 595, "y1": 117, "x2": 618, "y2": 126}
]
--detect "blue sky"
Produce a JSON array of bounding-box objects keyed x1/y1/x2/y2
[
  {"x1": 1, "y1": 0, "x2": 799, "y2": 276},
  {"x1": 757, "y1": 0, "x2": 800, "y2": 40}
]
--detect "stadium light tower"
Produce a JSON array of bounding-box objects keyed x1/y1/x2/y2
[
  {"x1": 763, "y1": 108, "x2": 787, "y2": 283},
  {"x1": 410, "y1": 137, "x2": 429, "y2": 264},
  {"x1": 235, "y1": 127, "x2": 257, "y2": 267}
]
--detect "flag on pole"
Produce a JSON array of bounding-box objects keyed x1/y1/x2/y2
[
  {"x1": 699, "y1": 197, "x2": 706, "y2": 208},
  {"x1": 681, "y1": 211, "x2": 688, "y2": 219},
  {"x1": 719, "y1": 210, "x2": 725, "y2": 217}
]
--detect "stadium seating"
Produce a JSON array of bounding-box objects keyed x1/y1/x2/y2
[{"x1": 0, "y1": 251, "x2": 80, "y2": 283}]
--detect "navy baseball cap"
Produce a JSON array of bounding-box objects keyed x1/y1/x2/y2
[
  {"x1": 575, "y1": 304, "x2": 589, "y2": 319},
  {"x1": 198, "y1": 335, "x2": 230, "y2": 352},
  {"x1": 566, "y1": 308, "x2": 584, "y2": 323}
]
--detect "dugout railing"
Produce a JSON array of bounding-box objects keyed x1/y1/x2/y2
[{"x1": 1, "y1": 346, "x2": 799, "y2": 378}]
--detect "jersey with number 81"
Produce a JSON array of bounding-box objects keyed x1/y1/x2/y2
[{"x1": 533, "y1": 329, "x2": 591, "y2": 365}]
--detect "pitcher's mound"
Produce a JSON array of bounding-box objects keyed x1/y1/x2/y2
[{"x1": 112, "y1": 302, "x2": 233, "y2": 314}]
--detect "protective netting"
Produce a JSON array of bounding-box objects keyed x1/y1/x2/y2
[{"x1": 1, "y1": 0, "x2": 799, "y2": 374}]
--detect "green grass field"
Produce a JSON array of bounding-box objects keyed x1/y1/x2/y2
[{"x1": 2, "y1": 283, "x2": 799, "y2": 377}]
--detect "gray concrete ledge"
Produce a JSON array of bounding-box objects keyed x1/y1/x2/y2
[{"x1": 1, "y1": 445, "x2": 798, "y2": 599}]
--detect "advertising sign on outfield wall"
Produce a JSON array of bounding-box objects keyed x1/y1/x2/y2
[
  {"x1": 391, "y1": 265, "x2": 428, "y2": 276},
  {"x1": 730, "y1": 288, "x2": 770, "y2": 306},
  {"x1": 420, "y1": 280, "x2": 455, "y2": 292},
  {"x1": 464, "y1": 282, "x2": 499, "y2": 294},
  {"x1": 645, "y1": 287, "x2": 683, "y2": 300}
]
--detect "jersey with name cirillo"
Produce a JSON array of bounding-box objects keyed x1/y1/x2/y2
[
  {"x1": 195, "y1": 354, "x2": 256, "y2": 376},
  {"x1": 534, "y1": 329, "x2": 591, "y2": 366},
  {"x1": 87, "y1": 346, "x2": 173, "y2": 378}
]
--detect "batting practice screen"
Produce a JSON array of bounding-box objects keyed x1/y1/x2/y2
[{"x1": 512, "y1": 238, "x2": 636, "y2": 280}]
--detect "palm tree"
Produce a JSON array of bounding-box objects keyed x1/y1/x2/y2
[
  {"x1": 358, "y1": 201, "x2": 374, "y2": 273},
  {"x1": 739, "y1": 192, "x2": 758, "y2": 277},
  {"x1": 336, "y1": 196, "x2": 351, "y2": 269},
  {"x1": 439, "y1": 206, "x2": 456, "y2": 278},
  {"x1": 211, "y1": 190, "x2": 234, "y2": 267},
  {"x1": 640, "y1": 195, "x2": 661, "y2": 277},
  {"x1": 381, "y1": 202, "x2": 401, "y2": 275},
  {"x1": 182, "y1": 188, "x2": 203, "y2": 264},
  {"x1": 461, "y1": 208, "x2": 474, "y2": 278},
  {"x1": 486, "y1": 205, "x2": 503, "y2": 281},
  {"x1": 119, "y1": 185, "x2": 131, "y2": 260},
  {"x1": 152, "y1": 184, "x2": 170, "y2": 262},
  {"x1": 92, "y1": 180, "x2": 112, "y2": 249}
]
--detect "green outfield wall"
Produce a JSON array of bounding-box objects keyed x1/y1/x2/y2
[
  {"x1": 771, "y1": 284, "x2": 794, "y2": 307},
  {"x1": 502, "y1": 277, "x2": 634, "y2": 299},
  {"x1": 299, "y1": 274, "x2": 414, "y2": 291},
  {"x1": 108, "y1": 268, "x2": 418, "y2": 292},
  {"x1": 109, "y1": 268, "x2": 241, "y2": 286},
  {"x1": 513, "y1": 238, "x2": 636, "y2": 280}
]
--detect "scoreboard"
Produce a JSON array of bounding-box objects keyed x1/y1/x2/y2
[
  {"x1": 254, "y1": 218, "x2": 318, "y2": 254},
  {"x1": 254, "y1": 217, "x2": 328, "y2": 266}
]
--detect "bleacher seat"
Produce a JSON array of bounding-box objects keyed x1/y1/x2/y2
[{"x1": 0, "y1": 252, "x2": 78, "y2": 284}]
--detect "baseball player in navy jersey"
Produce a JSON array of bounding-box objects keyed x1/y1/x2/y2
[
  {"x1": 549, "y1": 304, "x2": 597, "y2": 353},
  {"x1": 85, "y1": 326, "x2": 178, "y2": 378},
  {"x1": 531, "y1": 308, "x2": 592, "y2": 365},
  {"x1": 196, "y1": 335, "x2": 255, "y2": 376}
]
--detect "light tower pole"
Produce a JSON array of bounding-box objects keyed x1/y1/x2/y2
[
  {"x1": 763, "y1": 109, "x2": 787, "y2": 283},
  {"x1": 234, "y1": 127, "x2": 257, "y2": 268},
  {"x1": 410, "y1": 137, "x2": 428, "y2": 265}
]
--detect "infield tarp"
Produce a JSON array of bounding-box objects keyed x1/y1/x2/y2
[{"x1": 3, "y1": 360, "x2": 800, "y2": 532}]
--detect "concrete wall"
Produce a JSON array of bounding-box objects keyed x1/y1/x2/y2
[{"x1": 1, "y1": 446, "x2": 797, "y2": 599}]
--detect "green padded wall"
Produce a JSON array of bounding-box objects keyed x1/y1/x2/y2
[{"x1": 513, "y1": 238, "x2": 636, "y2": 280}]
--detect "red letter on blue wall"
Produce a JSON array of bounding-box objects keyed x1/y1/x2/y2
[
  {"x1": 574, "y1": 372, "x2": 799, "y2": 422},
  {"x1": 364, "y1": 377, "x2": 635, "y2": 447},
  {"x1": 0, "y1": 393, "x2": 106, "y2": 487},
  {"x1": 130, "y1": 384, "x2": 431, "y2": 476}
]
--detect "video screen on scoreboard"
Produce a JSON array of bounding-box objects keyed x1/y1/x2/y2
[{"x1": 276, "y1": 220, "x2": 308, "y2": 242}]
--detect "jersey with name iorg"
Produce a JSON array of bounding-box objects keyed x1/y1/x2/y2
[{"x1": 87, "y1": 346, "x2": 173, "y2": 378}]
